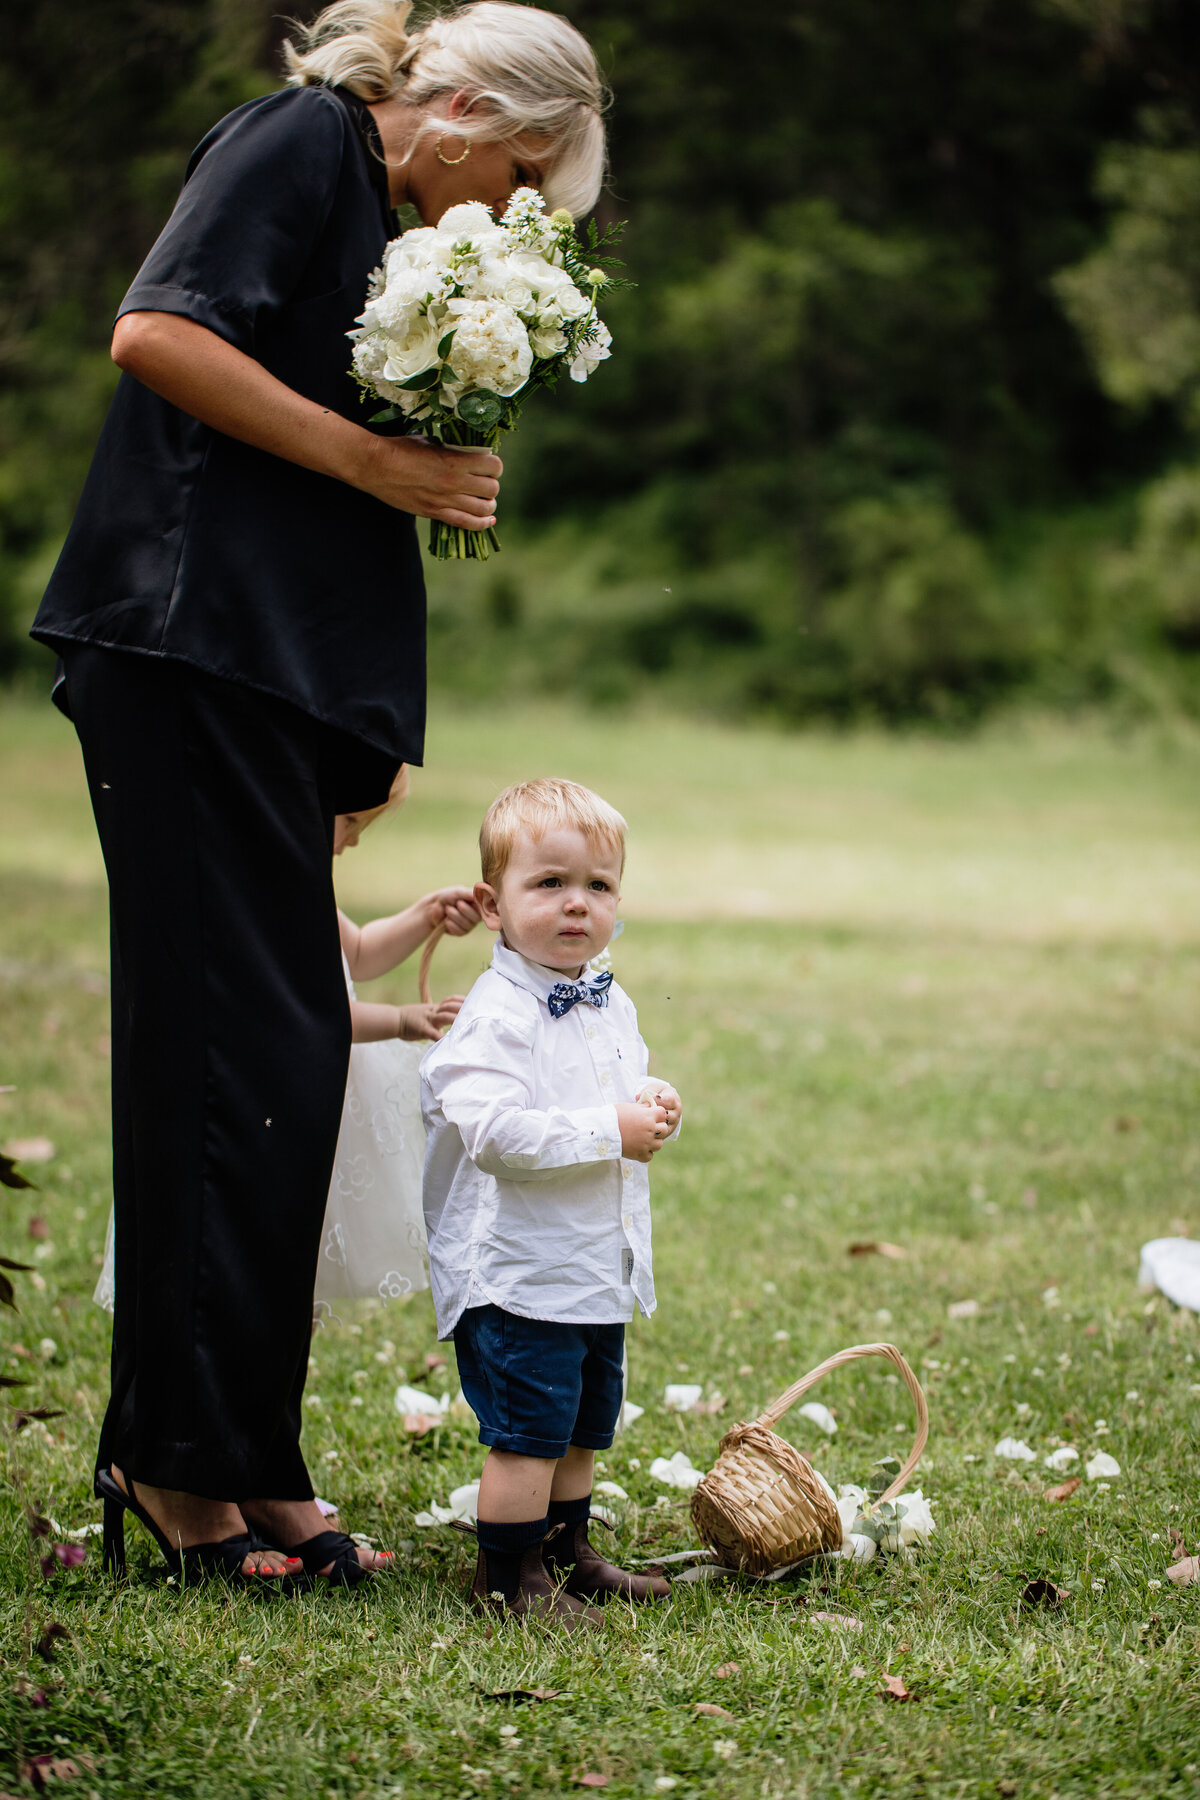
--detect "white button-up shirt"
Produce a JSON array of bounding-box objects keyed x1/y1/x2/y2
[{"x1": 421, "y1": 942, "x2": 673, "y2": 1339}]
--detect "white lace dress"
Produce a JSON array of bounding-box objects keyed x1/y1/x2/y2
[{"x1": 96, "y1": 958, "x2": 431, "y2": 1313}]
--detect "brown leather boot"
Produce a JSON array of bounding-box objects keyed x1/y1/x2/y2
[
  {"x1": 556, "y1": 1518, "x2": 671, "y2": 1604},
  {"x1": 468, "y1": 1540, "x2": 604, "y2": 1630}
]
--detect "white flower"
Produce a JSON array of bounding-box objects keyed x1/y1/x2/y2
[
  {"x1": 595, "y1": 1480, "x2": 628, "y2": 1500},
  {"x1": 839, "y1": 1533, "x2": 878, "y2": 1563},
  {"x1": 1044, "y1": 1446, "x2": 1079, "y2": 1471},
  {"x1": 895, "y1": 1490, "x2": 936, "y2": 1546},
  {"x1": 444, "y1": 298, "x2": 532, "y2": 397},
  {"x1": 1086, "y1": 1451, "x2": 1121, "y2": 1480},
  {"x1": 994, "y1": 1437, "x2": 1037, "y2": 1461},
  {"x1": 569, "y1": 320, "x2": 613, "y2": 382},
  {"x1": 713, "y1": 1740, "x2": 737, "y2": 1760},
  {"x1": 664, "y1": 1383, "x2": 702, "y2": 1411},
  {"x1": 394, "y1": 1385, "x2": 449, "y2": 1418},
  {"x1": 1014, "y1": 1402, "x2": 1032, "y2": 1420},
  {"x1": 438, "y1": 201, "x2": 496, "y2": 236},
  {"x1": 413, "y1": 1480, "x2": 481, "y2": 1528},
  {"x1": 379, "y1": 315, "x2": 443, "y2": 386}
]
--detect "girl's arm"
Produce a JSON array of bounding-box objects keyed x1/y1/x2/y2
[
  {"x1": 112, "y1": 313, "x2": 501, "y2": 531},
  {"x1": 350, "y1": 996, "x2": 465, "y2": 1043},
  {"x1": 339, "y1": 888, "x2": 480, "y2": 983}
]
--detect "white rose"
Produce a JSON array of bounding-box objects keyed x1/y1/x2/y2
[
  {"x1": 529, "y1": 323, "x2": 568, "y2": 358},
  {"x1": 569, "y1": 320, "x2": 612, "y2": 382},
  {"x1": 839, "y1": 1533, "x2": 877, "y2": 1563},
  {"x1": 380, "y1": 314, "x2": 442, "y2": 384},
  {"x1": 896, "y1": 1490, "x2": 935, "y2": 1547}
]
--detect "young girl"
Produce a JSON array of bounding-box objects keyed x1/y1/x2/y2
[
  {"x1": 97, "y1": 769, "x2": 480, "y2": 1318},
  {"x1": 316, "y1": 773, "x2": 479, "y2": 1311}
]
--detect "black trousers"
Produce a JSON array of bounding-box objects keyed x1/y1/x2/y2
[{"x1": 64, "y1": 645, "x2": 394, "y2": 1498}]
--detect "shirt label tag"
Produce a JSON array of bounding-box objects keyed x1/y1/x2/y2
[{"x1": 621, "y1": 1248, "x2": 635, "y2": 1285}]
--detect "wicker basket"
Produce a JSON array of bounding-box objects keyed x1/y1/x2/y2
[{"x1": 690, "y1": 1341, "x2": 929, "y2": 1576}]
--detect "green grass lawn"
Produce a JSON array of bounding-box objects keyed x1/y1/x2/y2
[{"x1": 1, "y1": 692, "x2": 1199, "y2": 1799}]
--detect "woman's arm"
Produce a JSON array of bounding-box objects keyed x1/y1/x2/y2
[{"x1": 112, "y1": 313, "x2": 501, "y2": 531}]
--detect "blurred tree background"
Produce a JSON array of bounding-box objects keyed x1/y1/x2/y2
[{"x1": 3, "y1": 0, "x2": 1200, "y2": 724}]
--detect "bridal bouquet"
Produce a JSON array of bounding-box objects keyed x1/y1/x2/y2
[{"x1": 349, "y1": 188, "x2": 623, "y2": 560}]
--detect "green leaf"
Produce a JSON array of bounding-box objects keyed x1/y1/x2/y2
[
  {"x1": 437, "y1": 330, "x2": 456, "y2": 359},
  {"x1": 457, "y1": 390, "x2": 504, "y2": 431},
  {"x1": 399, "y1": 366, "x2": 442, "y2": 392},
  {"x1": 369, "y1": 406, "x2": 401, "y2": 423},
  {"x1": 0, "y1": 1154, "x2": 35, "y2": 1190},
  {"x1": 0, "y1": 1374, "x2": 28, "y2": 1389},
  {"x1": 0, "y1": 1272, "x2": 15, "y2": 1309}
]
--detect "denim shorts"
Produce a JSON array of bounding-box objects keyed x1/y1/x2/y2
[{"x1": 453, "y1": 1304, "x2": 626, "y2": 1460}]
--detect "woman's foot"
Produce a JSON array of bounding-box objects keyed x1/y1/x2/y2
[
  {"x1": 241, "y1": 1497, "x2": 394, "y2": 1579},
  {"x1": 109, "y1": 1468, "x2": 298, "y2": 1578}
]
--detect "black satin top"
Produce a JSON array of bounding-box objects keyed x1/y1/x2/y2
[{"x1": 31, "y1": 85, "x2": 426, "y2": 771}]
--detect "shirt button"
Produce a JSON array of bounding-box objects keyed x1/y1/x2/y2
[
  {"x1": 600, "y1": 1069, "x2": 612, "y2": 1086},
  {"x1": 586, "y1": 1024, "x2": 597, "y2": 1040},
  {"x1": 622, "y1": 1214, "x2": 632, "y2": 1229},
  {"x1": 621, "y1": 1161, "x2": 633, "y2": 1177}
]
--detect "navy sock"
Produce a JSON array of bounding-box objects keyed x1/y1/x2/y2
[
  {"x1": 545, "y1": 1493, "x2": 592, "y2": 1572},
  {"x1": 476, "y1": 1516, "x2": 549, "y2": 1601}
]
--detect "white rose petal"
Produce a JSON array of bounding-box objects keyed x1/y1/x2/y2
[
  {"x1": 595, "y1": 1480, "x2": 628, "y2": 1500},
  {"x1": 664, "y1": 1384, "x2": 703, "y2": 1411},
  {"x1": 569, "y1": 320, "x2": 612, "y2": 383},
  {"x1": 798, "y1": 1401, "x2": 837, "y2": 1436},
  {"x1": 393, "y1": 1385, "x2": 449, "y2": 1418},
  {"x1": 648, "y1": 1451, "x2": 705, "y2": 1490},
  {"x1": 1044, "y1": 1446, "x2": 1079, "y2": 1471},
  {"x1": 994, "y1": 1437, "x2": 1037, "y2": 1461},
  {"x1": 1086, "y1": 1451, "x2": 1121, "y2": 1480},
  {"x1": 838, "y1": 1533, "x2": 877, "y2": 1563}
]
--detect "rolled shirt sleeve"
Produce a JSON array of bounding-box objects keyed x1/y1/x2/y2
[{"x1": 117, "y1": 87, "x2": 346, "y2": 354}]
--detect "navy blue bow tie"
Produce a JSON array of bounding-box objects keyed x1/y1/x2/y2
[{"x1": 547, "y1": 969, "x2": 614, "y2": 1019}]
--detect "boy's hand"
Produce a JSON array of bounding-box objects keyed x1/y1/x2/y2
[
  {"x1": 617, "y1": 1101, "x2": 670, "y2": 1163},
  {"x1": 397, "y1": 995, "x2": 465, "y2": 1042},
  {"x1": 421, "y1": 887, "x2": 482, "y2": 937},
  {"x1": 638, "y1": 1082, "x2": 682, "y2": 1136}
]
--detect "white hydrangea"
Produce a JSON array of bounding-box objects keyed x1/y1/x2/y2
[
  {"x1": 437, "y1": 201, "x2": 496, "y2": 236},
  {"x1": 444, "y1": 298, "x2": 532, "y2": 397}
]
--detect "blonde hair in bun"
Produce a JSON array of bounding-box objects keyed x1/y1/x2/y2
[{"x1": 283, "y1": 0, "x2": 608, "y2": 216}]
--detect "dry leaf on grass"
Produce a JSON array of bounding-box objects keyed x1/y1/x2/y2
[
  {"x1": 1044, "y1": 1477, "x2": 1081, "y2": 1503},
  {"x1": 18, "y1": 1754, "x2": 95, "y2": 1791},
  {"x1": 401, "y1": 1413, "x2": 439, "y2": 1436},
  {"x1": 1169, "y1": 1528, "x2": 1187, "y2": 1560},
  {"x1": 880, "y1": 1674, "x2": 915, "y2": 1701},
  {"x1": 1020, "y1": 1579, "x2": 1069, "y2": 1609},
  {"x1": 810, "y1": 1612, "x2": 864, "y2": 1633},
  {"x1": 1166, "y1": 1557, "x2": 1200, "y2": 1587},
  {"x1": 694, "y1": 1702, "x2": 737, "y2": 1720},
  {"x1": 0, "y1": 1155, "x2": 37, "y2": 1192},
  {"x1": 424, "y1": 1352, "x2": 448, "y2": 1372},
  {"x1": 573, "y1": 1777, "x2": 609, "y2": 1789},
  {"x1": 847, "y1": 1241, "x2": 907, "y2": 1259},
  {"x1": 27, "y1": 1216, "x2": 48, "y2": 1241},
  {"x1": 714, "y1": 1663, "x2": 740, "y2": 1678},
  {"x1": 689, "y1": 1393, "x2": 727, "y2": 1417}
]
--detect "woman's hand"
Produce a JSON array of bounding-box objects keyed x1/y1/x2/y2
[
  {"x1": 356, "y1": 435, "x2": 501, "y2": 531},
  {"x1": 397, "y1": 994, "x2": 465, "y2": 1041},
  {"x1": 420, "y1": 886, "x2": 482, "y2": 937}
]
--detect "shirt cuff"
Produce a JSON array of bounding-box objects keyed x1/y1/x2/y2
[{"x1": 117, "y1": 283, "x2": 252, "y2": 353}]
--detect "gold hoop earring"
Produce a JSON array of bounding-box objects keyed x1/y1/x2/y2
[{"x1": 435, "y1": 135, "x2": 471, "y2": 166}]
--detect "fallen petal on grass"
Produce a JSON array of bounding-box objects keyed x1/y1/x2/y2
[
  {"x1": 798, "y1": 1401, "x2": 837, "y2": 1435},
  {"x1": 2, "y1": 1137, "x2": 56, "y2": 1163},
  {"x1": 809, "y1": 1612, "x2": 864, "y2": 1632},
  {"x1": 664, "y1": 1384, "x2": 702, "y2": 1411},
  {"x1": 847, "y1": 1241, "x2": 906, "y2": 1259},
  {"x1": 1085, "y1": 1451, "x2": 1121, "y2": 1480},
  {"x1": 947, "y1": 1299, "x2": 980, "y2": 1319},
  {"x1": 694, "y1": 1702, "x2": 737, "y2": 1719},
  {"x1": 714, "y1": 1662, "x2": 741, "y2": 1677},
  {"x1": 573, "y1": 1778, "x2": 609, "y2": 1790},
  {"x1": 648, "y1": 1451, "x2": 705, "y2": 1490},
  {"x1": 994, "y1": 1438, "x2": 1037, "y2": 1461},
  {"x1": 1043, "y1": 1446, "x2": 1079, "y2": 1470}
]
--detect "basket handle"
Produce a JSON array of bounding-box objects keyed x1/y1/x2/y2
[
  {"x1": 417, "y1": 922, "x2": 447, "y2": 1006},
  {"x1": 756, "y1": 1341, "x2": 928, "y2": 1510}
]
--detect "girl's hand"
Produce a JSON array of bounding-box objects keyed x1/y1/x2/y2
[
  {"x1": 396, "y1": 994, "x2": 465, "y2": 1042},
  {"x1": 421, "y1": 886, "x2": 482, "y2": 937},
  {"x1": 638, "y1": 1082, "x2": 682, "y2": 1136}
]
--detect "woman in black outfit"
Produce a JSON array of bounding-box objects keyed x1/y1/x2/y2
[{"x1": 31, "y1": 0, "x2": 608, "y2": 1585}]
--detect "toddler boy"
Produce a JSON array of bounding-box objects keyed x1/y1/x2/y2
[{"x1": 421, "y1": 778, "x2": 682, "y2": 1626}]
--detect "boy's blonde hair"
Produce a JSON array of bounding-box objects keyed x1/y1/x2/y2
[{"x1": 480, "y1": 777, "x2": 626, "y2": 886}]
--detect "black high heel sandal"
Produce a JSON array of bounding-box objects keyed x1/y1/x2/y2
[
  {"x1": 255, "y1": 1527, "x2": 382, "y2": 1589},
  {"x1": 95, "y1": 1468, "x2": 290, "y2": 1586}
]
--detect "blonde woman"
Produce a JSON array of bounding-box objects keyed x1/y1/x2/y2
[{"x1": 31, "y1": 1, "x2": 608, "y2": 1590}]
